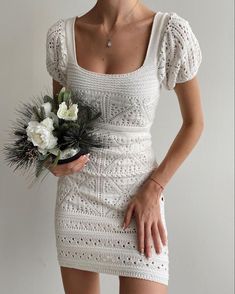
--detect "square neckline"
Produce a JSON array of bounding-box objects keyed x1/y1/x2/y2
[{"x1": 71, "y1": 11, "x2": 160, "y2": 77}]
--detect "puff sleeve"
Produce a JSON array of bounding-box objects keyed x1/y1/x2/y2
[
  {"x1": 46, "y1": 19, "x2": 68, "y2": 86},
  {"x1": 157, "y1": 12, "x2": 202, "y2": 90}
]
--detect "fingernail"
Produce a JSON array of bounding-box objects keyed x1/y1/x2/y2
[
  {"x1": 122, "y1": 223, "x2": 126, "y2": 230},
  {"x1": 140, "y1": 248, "x2": 144, "y2": 256}
]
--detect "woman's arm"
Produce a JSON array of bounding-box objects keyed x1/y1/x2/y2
[
  {"x1": 52, "y1": 79, "x2": 64, "y2": 97},
  {"x1": 149, "y1": 76, "x2": 204, "y2": 187},
  {"x1": 122, "y1": 76, "x2": 204, "y2": 258}
]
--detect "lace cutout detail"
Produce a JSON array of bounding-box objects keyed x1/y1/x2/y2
[
  {"x1": 55, "y1": 148, "x2": 164, "y2": 218},
  {"x1": 157, "y1": 12, "x2": 202, "y2": 90},
  {"x1": 54, "y1": 213, "x2": 169, "y2": 285},
  {"x1": 46, "y1": 19, "x2": 68, "y2": 86}
]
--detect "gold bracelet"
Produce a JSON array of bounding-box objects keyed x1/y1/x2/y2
[{"x1": 149, "y1": 177, "x2": 165, "y2": 190}]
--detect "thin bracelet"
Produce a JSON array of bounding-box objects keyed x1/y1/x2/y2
[{"x1": 149, "y1": 177, "x2": 165, "y2": 190}]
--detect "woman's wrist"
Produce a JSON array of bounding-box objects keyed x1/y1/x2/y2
[
  {"x1": 148, "y1": 165, "x2": 169, "y2": 190},
  {"x1": 149, "y1": 177, "x2": 165, "y2": 191},
  {"x1": 145, "y1": 178, "x2": 164, "y2": 201}
]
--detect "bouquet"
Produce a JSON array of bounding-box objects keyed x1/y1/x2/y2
[{"x1": 2, "y1": 87, "x2": 103, "y2": 187}]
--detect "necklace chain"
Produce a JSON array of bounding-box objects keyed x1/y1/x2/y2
[{"x1": 101, "y1": 0, "x2": 140, "y2": 48}]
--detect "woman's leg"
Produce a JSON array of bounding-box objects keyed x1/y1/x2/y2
[
  {"x1": 60, "y1": 266, "x2": 100, "y2": 294},
  {"x1": 119, "y1": 276, "x2": 168, "y2": 294}
]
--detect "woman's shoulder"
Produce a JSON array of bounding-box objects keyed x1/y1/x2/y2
[
  {"x1": 47, "y1": 18, "x2": 65, "y2": 37},
  {"x1": 159, "y1": 11, "x2": 200, "y2": 47},
  {"x1": 46, "y1": 17, "x2": 74, "y2": 86},
  {"x1": 46, "y1": 16, "x2": 75, "y2": 37},
  {"x1": 161, "y1": 11, "x2": 191, "y2": 30},
  {"x1": 157, "y1": 11, "x2": 202, "y2": 90}
]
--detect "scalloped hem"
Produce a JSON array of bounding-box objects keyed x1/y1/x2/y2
[{"x1": 57, "y1": 258, "x2": 169, "y2": 286}]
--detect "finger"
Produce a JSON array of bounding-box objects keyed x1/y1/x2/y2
[
  {"x1": 71, "y1": 157, "x2": 89, "y2": 173},
  {"x1": 136, "y1": 217, "x2": 145, "y2": 255},
  {"x1": 158, "y1": 218, "x2": 168, "y2": 246},
  {"x1": 63, "y1": 155, "x2": 89, "y2": 173},
  {"x1": 144, "y1": 222, "x2": 152, "y2": 258},
  {"x1": 69, "y1": 155, "x2": 89, "y2": 169},
  {"x1": 123, "y1": 202, "x2": 135, "y2": 229},
  {"x1": 51, "y1": 155, "x2": 89, "y2": 176},
  {"x1": 151, "y1": 222, "x2": 162, "y2": 255},
  {"x1": 52, "y1": 167, "x2": 73, "y2": 177}
]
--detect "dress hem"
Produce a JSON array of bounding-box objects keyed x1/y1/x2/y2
[{"x1": 57, "y1": 257, "x2": 169, "y2": 286}]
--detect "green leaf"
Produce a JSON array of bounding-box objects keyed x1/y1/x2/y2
[
  {"x1": 32, "y1": 106, "x2": 42, "y2": 121},
  {"x1": 48, "y1": 112, "x2": 59, "y2": 127},
  {"x1": 35, "y1": 155, "x2": 50, "y2": 177},
  {"x1": 40, "y1": 106, "x2": 46, "y2": 120},
  {"x1": 38, "y1": 152, "x2": 49, "y2": 160},
  {"x1": 43, "y1": 95, "x2": 54, "y2": 104},
  {"x1": 51, "y1": 149, "x2": 61, "y2": 167},
  {"x1": 58, "y1": 88, "x2": 65, "y2": 104},
  {"x1": 63, "y1": 89, "x2": 72, "y2": 103}
]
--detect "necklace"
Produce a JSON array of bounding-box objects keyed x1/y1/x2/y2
[{"x1": 101, "y1": 0, "x2": 140, "y2": 48}]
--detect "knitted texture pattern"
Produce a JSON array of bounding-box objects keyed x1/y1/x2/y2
[
  {"x1": 157, "y1": 12, "x2": 202, "y2": 90},
  {"x1": 45, "y1": 11, "x2": 202, "y2": 286},
  {"x1": 46, "y1": 19, "x2": 68, "y2": 86}
]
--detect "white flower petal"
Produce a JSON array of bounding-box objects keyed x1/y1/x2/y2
[
  {"x1": 42, "y1": 102, "x2": 52, "y2": 117},
  {"x1": 26, "y1": 118, "x2": 57, "y2": 151},
  {"x1": 40, "y1": 117, "x2": 54, "y2": 131}
]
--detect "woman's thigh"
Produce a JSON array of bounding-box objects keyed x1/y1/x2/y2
[
  {"x1": 119, "y1": 276, "x2": 168, "y2": 294},
  {"x1": 60, "y1": 266, "x2": 100, "y2": 294}
]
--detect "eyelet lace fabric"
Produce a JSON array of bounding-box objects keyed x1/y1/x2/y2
[
  {"x1": 157, "y1": 12, "x2": 202, "y2": 90},
  {"x1": 45, "y1": 11, "x2": 202, "y2": 286},
  {"x1": 46, "y1": 19, "x2": 68, "y2": 86}
]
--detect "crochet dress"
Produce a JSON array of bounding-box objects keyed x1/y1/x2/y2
[{"x1": 46, "y1": 11, "x2": 202, "y2": 286}]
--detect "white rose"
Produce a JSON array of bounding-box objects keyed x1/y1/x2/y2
[
  {"x1": 26, "y1": 117, "x2": 58, "y2": 154},
  {"x1": 41, "y1": 102, "x2": 52, "y2": 117},
  {"x1": 40, "y1": 117, "x2": 54, "y2": 131},
  {"x1": 57, "y1": 101, "x2": 78, "y2": 121}
]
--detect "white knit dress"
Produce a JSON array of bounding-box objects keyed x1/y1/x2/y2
[{"x1": 46, "y1": 11, "x2": 202, "y2": 286}]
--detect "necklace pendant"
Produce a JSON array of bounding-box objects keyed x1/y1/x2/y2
[{"x1": 106, "y1": 39, "x2": 112, "y2": 48}]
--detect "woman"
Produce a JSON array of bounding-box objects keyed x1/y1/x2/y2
[{"x1": 46, "y1": 0, "x2": 204, "y2": 293}]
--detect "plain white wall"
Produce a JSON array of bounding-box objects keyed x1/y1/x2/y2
[{"x1": 0, "y1": 0, "x2": 233, "y2": 293}]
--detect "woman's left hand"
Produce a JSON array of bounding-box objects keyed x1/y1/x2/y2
[{"x1": 122, "y1": 178, "x2": 168, "y2": 259}]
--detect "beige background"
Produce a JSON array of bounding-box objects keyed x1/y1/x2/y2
[{"x1": 0, "y1": 0, "x2": 234, "y2": 293}]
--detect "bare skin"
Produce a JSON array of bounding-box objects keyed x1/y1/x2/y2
[
  {"x1": 46, "y1": 153, "x2": 90, "y2": 177},
  {"x1": 60, "y1": 267, "x2": 100, "y2": 294},
  {"x1": 47, "y1": 0, "x2": 204, "y2": 293}
]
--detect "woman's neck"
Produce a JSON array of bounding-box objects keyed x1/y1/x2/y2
[{"x1": 94, "y1": 0, "x2": 143, "y2": 24}]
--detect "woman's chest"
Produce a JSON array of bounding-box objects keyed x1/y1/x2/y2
[
  {"x1": 66, "y1": 61, "x2": 161, "y2": 97},
  {"x1": 65, "y1": 62, "x2": 161, "y2": 127}
]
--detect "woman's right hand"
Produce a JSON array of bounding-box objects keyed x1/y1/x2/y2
[{"x1": 44, "y1": 153, "x2": 90, "y2": 177}]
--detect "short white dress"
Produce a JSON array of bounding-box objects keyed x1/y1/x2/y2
[{"x1": 46, "y1": 11, "x2": 202, "y2": 286}]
